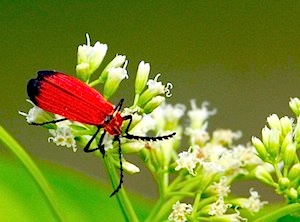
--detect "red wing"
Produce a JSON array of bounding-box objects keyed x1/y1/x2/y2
[{"x1": 27, "y1": 71, "x2": 114, "y2": 125}]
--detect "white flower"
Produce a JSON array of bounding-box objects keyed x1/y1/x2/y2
[
  {"x1": 147, "y1": 74, "x2": 173, "y2": 97},
  {"x1": 242, "y1": 188, "x2": 268, "y2": 213},
  {"x1": 129, "y1": 114, "x2": 156, "y2": 136},
  {"x1": 76, "y1": 33, "x2": 108, "y2": 80},
  {"x1": 212, "y1": 129, "x2": 242, "y2": 146},
  {"x1": 151, "y1": 103, "x2": 186, "y2": 131},
  {"x1": 19, "y1": 106, "x2": 44, "y2": 124},
  {"x1": 48, "y1": 126, "x2": 77, "y2": 152},
  {"x1": 175, "y1": 148, "x2": 199, "y2": 175},
  {"x1": 19, "y1": 99, "x2": 50, "y2": 124},
  {"x1": 208, "y1": 196, "x2": 232, "y2": 216},
  {"x1": 187, "y1": 100, "x2": 216, "y2": 129},
  {"x1": 232, "y1": 145, "x2": 262, "y2": 167},
  {"x1": 185, "y1": 128, "x2": 210, "y2": 146},
  {"x1": 201, "y1": 161, "x2": 224, "y2": 175},
  {"x1": 138, "y1": 74, "x2": 174, "y2": 107},
  {"x1": 210, "y1": 176, "x2": 231, "y2": 197},
  {"x1": 218, "y1": 150, "x2": 242, "y2": 174},
  {"x1": 168, "y1": 201, "x2": 193, "y2": 222}
]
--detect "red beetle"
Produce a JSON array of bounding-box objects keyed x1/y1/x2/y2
[{"x1": 27, "y1": 70, "x2": 175, "y2": 196}]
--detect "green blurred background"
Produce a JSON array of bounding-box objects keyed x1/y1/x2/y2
[{"x1": 1, "y1": 0, "x2": 300, "y2": 214}]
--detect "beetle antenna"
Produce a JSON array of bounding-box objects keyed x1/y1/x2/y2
[
  {"x1": 124, "y1": 132, "x2": 176, "y2": 141},
  {"x1": 29, "y1": 118, "x2": 67, "y2": 126}
]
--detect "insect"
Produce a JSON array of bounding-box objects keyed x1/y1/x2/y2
[{"x1": 27, "y1": 70, "x2": 176, "y2": 196}]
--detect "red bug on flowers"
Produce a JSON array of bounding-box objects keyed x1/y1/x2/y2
[{"x1": 27, "y1": 70, "x2": 176, "y2": 196}]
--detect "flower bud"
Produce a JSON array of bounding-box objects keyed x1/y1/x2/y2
[
  {"x1": 287, "y1": 187, "x2": 298, "y2": 200},
  {"x1": 135, "y1": 61, "x2": 150, "y2": 95},
  {"x1": 267, "y1": 114, "x2": 281, "y2": 131},
  {"x1": 280, "y1": 116, "x2": 293, "y2": 136},
  {"x1": 289, "y1": 97, "x2": 300, "y2": 116},
  {"x1": 288, "y1": 163, "x2": 300, "y2": 181},
  {"x1": 255, "y1": 165, "x2": 274, "y2": 186},
  {"x1": 281, "y1": 133, "x2": 293, "y2": 153},
  {"x1": 252, "y1": 136, "x2": 268, "y2": 160},
  {"x1": 98, "y1": 55, "x2": 126, "y2": 83},
  {"x1": 278, "y1": 177, "x2": 290, "y2": 191},
  {"x1": 103, "y1": 62, "x2": 128, "y2": 98},
  {"x1": 294, "y1": 117, "x2": 300, "y2": 142},
  {"x1": 261, "y1": 126, "x2": 271, "y2": 148},
  {"x1": 281, "y1": 142, "x2": 296, "y2": 167},
  {"x1": 122, "y1": 161, "x2": 140, "y2": 174},
  {"x1": 143, "y1": 96, "x2": 165, "y2": 114},
  {"x1": 267, "y1": 129, "x2": 280, "y2": 158}
]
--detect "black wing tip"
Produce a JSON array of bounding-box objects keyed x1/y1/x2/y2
[
  {"x1": 27, "y1": 70, "x2": 57, "y2": 105},
  {"x1": 27, "y1": 78, "x2": 40, "y2": 105},
  {"x1": 37, "y1": 70, "x2": 56, "y2": 79}
]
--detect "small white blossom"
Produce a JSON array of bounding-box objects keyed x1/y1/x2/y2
[
  {"x1": 221, "y1": 207, "x2": 248, "y2": 222},
  {"x1": 48, "y1": 126, "x2": 77, "y2": 152},
  {"x1": 76, "y1": 33, "x2": 108, "y2": 80},
  {"x1": 147, "y1": 74, "x2": 173, "y2": 97},
  {"x1": 138, "y1": 74, "x2": 173, "y2": 107},
  {"x1": 168, "y1": 201, "x2": 193, "y2": 222},
  {"x1": 188, "y1": 100, "x2": 216, "y2": 129},
  {"x1": 175, "y1": 148, "x2": 199, "y2": 175},
  {"x1": 201, "y1": 161, "x2": 224, "y2": 175},
  {"x1": 185, "y1": 128, "x2": 210, "y2": 146},
  {"x1": 212, "y1": 129, "x2": 242, "y2": 146},
  {"x1": 19, "y1": 99, "x2": 49, "y2": 124},
  {"x1": 218, "y1": 150, "x2": 242, "y2": 174},
  {"x1": 129, "y1": 114, "x2": 156, "y2": 136},
  {"x1": 19, "y1": 106, "x2": 44, "y2": 124},
  {"x1": 150, "y1": 103, "x2": 185, "y2": 132},
  {"x1": 103, "y1": 133, "x2": 114, "y2": 151},
  {"x1": 232, "y1": 145, "x2": 263, "y2": 167},
  {"x1": 162, "y1": 103, "x2": 186, "y2": 122},
  {"x1": 201, "y1": 144, "x2": 227, "y2": 162},
  {"x1": 210, "y1": 176, "x2": 231, "y2": 197},
  {"x1": 209, "y1": 196, "x2": 232, "y2": 216},
  {"x1": 242, "y1": 188, "x2": 268, "y2": 213}
]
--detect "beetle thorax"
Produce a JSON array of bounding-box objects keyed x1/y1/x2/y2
[{"x1": 104, "y1": 112, "x2": 123, "y2": 136}]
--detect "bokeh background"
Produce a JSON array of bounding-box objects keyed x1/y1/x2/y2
[{"x1": 1, "y1": 0, "x2": 300, "y2": 207}]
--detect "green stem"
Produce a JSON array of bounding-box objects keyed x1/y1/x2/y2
[
  {"x1": 133, "y1": 94, "x2": 140, "y2": 107},
  {"x1": 253, "y1": 203, "x2": 300, "y2": 222},
  {"x1": 191, "y1": 192, "x2": 202, "y2": 219},
  {"x1": 0, "y1": 126, "x2": 64, "y2": 221},
  {"x1": 88, "y1": 79, "x2": 102, "y2": 87},
  {"x1": 103, "y1": 156, "x2": 139, "y2": 222}
]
